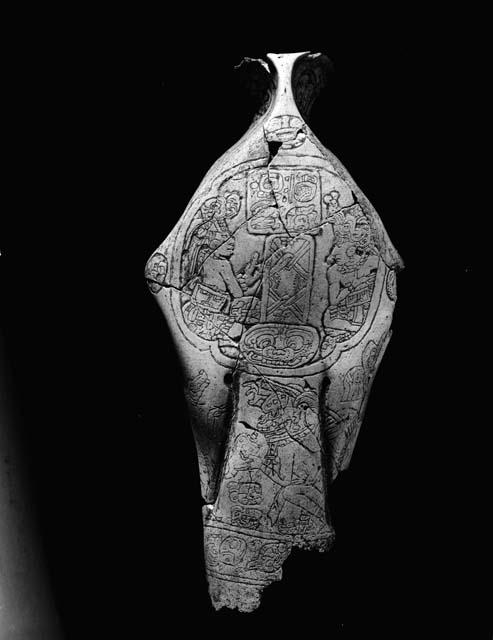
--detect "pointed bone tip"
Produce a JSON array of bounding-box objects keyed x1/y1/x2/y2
[
  {"x1": 266, "y1": 50, "x2": 312, "y2": 57},
  {"x1": 266, "y1": 51, "x2": 312, "y2": 65},
  {"x1": 265, "y1": 52, "x2": 333, "y2": 79}
]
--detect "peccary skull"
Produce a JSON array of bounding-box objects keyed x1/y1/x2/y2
[{"x1": 145, "y1": 51, "x2": 403, "y2": 612}]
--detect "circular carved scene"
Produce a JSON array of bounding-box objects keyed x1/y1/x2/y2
[{"x1": 177, "y1": 159, "x2": 382, "y2": 372}]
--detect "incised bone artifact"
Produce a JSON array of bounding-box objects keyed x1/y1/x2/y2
[{"x1": 146, "y1": 51, "x2": 403, "y2": 612}]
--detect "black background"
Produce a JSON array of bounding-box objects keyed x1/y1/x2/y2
[{"x1": 1, "y1": 10, "x2": 487, "y2": 639}]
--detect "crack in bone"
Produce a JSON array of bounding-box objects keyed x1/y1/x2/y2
[
  {"x1": 263, "y1": 129, "x2": 294, "y2": 238},
  {"x1": 145, "y1": 278, "x2": 183, "y2": 294},
  {"x1": 265, "y1": 167, "x2": 294, "y2": 238}
]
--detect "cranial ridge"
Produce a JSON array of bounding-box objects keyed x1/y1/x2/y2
[{"x1": 146, "y1": 51, "x2": 403, "y2": 612}]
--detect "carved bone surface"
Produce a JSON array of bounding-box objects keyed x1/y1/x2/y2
[{"x1": 146, "y1": 51, "x2": 403, "y2": 612}]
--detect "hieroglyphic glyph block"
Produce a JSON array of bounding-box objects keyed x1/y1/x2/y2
[{"x1": 146, "y1": 51, "x2": 403, "y2": 612}]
